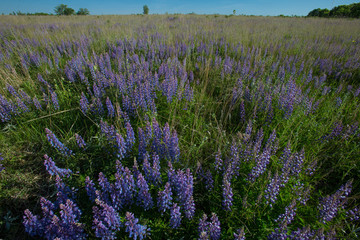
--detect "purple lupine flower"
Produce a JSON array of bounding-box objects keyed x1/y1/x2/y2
[
  {"x1": 24, "y1": 197, "x2": 85, "y2": 240},
  {"x1": 44, "y1": 154, "x2": 72, "y2": 177},
  {"x1": 125, "y1": 122, "x2": 135, "y2": 151},
  {"x1": 115, "y1": 165, "x2": 136, "y2": 208},
  {"x1": 58, "y1": 199, "x2": 86, "y2": 239},
  {"x1": 239, "y1": 100, "x2": 245, "y2": 122},
  {"x1": 91, "y1": 97, "x2": 104, "y2": 115},
  {"x1": 264, "y1": 172, "x2": 281, "y2": 207},
  {"x1": 347, "y1": 207, "x2": 360, "y2": 221},
  {"x1": 222, "y1": 175, "x2": 233, "y2": 211},
  {"x1": 45, "y1": 128, "x2": 73, "y2": 156},
  {"x1": 125, "y1": 212, "x2": 150, "y2": 240},
  {"x1": 55, "y1": 175, "x2": 74, "y2": 206},
  {"x1": 318, "y1": 180, "x2": 352, "y2": 223},
  {"x1": 151, "y1": 153, "x2": 162, "y2": 185},
  {"x1": 106, "y1": 97, "x2": 115, "y2": 118},
  {"x1": 170, "y1": 203, "x2": 181, "y2": 229},
  {"x1": 288, "y1": 226, "x2": 313, "y2": 240},
  {"x1": 214, "y1": 149, "x2": 222, "y2": 172},
  {"x1": 85, "y1": 176, "x2": 97, "y2": 202},
  {"x1": 183, "y1": 169, "x2": 196, "y2": 219},
  {"x1": 97, "y1": 172, "x2": 112, "y2": 204},
  {"x1": 209, "y1": 213, "x2": 221, "y2": 240},
  {"x1": 198, "y1": 214, "x2": 209, "y2": 238},
  {"x1": 92, "y1": 199, "x2": 121, "y2": 239},
  {"x1": 169, "y1": 130, "x2": 180, "y2": 162},
  {"x1": 290, "y1": 149, "x2": 304, "y2": 177},
  {"x1": 248, "y1": 149, "x2": 271, "y2": 182},
  {"x1": 23, "y1": 209, "x2": 43, "y2": 237},
  {"x1": 204, "y1": 170, "x2": 214, "y2": 190},
  {"x1": 142, "y1": 153, "x2": 152, "y2": 181},
  {"x1": 157, "y1": 182, "x2": 172, "y2": 214},
  {"x1": 19, "y1": 90, "x2": 32, "y2": 104},
  {"x1": 75, "y1": 133, "x2": 86, "y2": 149},
  {"x1": 234, "y1": 228, "x2": 246, "y2": 240},
  {"x1": 268, "y1": 200, "x2": 297, "y2": 240},
  {"x1": 16, "y1": 98, "x2": 29, "y2": 112},
  {"x1": 162, "y1": 123, "x2": 171, "y2": 156},
  {"x1": 136, "y1": 173, "x2": 153, "y2": 210},
  {"x1": 100, "y1": 120, "x2": 116, "y2": 140},
  {"x1": 33, "y1": 96, "x2": 42, "y2": 110},
  {"x1": 7, "y1": 85, "x2": 20, "y2": 98},
  {"x1": 50, "y1": 91, "x2": 60, "y2": 110},
  {"x1": 115, "y1": 133, "x2": 126, "y2": 159},
  {"x1": 79, "y1": 92, "x2": 89, "y2": 114}
]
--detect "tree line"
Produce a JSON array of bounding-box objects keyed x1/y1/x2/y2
[
  {"x1": 308, "y1": 2, "x2": 360, "y2": 18},
  {"x1": 8, "y1": 4, "x2": 90, "y2": 16}
]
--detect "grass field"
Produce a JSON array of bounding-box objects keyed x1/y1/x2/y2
[{"x1": 0, "y1": 14, "x2": 360, "y2": 239}]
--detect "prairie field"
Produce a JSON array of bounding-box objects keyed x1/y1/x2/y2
[{"x1": 0, "y1": 15, "x2": 360, "y2": 239}]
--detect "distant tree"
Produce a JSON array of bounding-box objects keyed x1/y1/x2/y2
[
  {"x1": 54, "y1": 4, "x2": 67, "y2": 15},
  {"x1": 233, "y1": 9, "x2": 236, "y2": 15},
  {"x1": 64, "y1": 7, "x2": 75, "y2": 15},
  {"x1": 143, "y1": 5, "x2": 149, "y2": 15},
  {"x1": 77, "y1": 8, "x2": 90, "y2": 15},
  {"x1": 54, "y1": 4, "x2": 75, "y2": 16}
]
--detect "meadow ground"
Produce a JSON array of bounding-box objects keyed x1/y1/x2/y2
[{"x1": 0, "y1": 14, "x2": 359, "y2": 239}]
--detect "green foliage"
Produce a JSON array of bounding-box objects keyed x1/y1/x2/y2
[
  {"x1": 308, "y1": 3, "x2": 360, "y2": 18},
  {"x1": 54, "y1": 4, "x2": 75, "y2": 16},
  {"x1": 143, "y1": 5, "x2": 149, "y2": 15},
  {"x1": 77, "y1": 8, "x2": 90, "y2": 15}
]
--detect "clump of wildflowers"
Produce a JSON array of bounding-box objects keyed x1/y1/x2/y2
[{"x1": 125, "y1": 212, "x2": 150, "y2": 240}]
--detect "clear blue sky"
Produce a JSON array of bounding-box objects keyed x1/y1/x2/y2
[{"x1": 0, "y1": 0, "x2": 359, "y2": 16}]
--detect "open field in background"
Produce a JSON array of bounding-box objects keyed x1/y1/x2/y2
[{"x1": 0, "y1": 15, "x2": 359, "y2": 239}]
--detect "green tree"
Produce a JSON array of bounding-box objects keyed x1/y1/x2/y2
[
  {"x1": 233, "y1": 9, "x2": 236, "y2": 15},
  {"x1": 54, "y1": 4, "x2": 75, "y2": 15},
  {"x1": 77, "y1": 8, "x2": 90, "y2": 15},
  {"x1": 143, "y1": 5, "x2": 149, "y2": 15},
  {"x1": 54, "y1": 4, "x2": 67, "y2": 15}
]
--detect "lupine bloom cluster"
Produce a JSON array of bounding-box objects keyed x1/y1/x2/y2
[
  {"x1": 168, "y1": 163, "x2": 195, "y2": 219},
  {"x1": 23, "y1": 176, "x2": 85, "y2": 240},
  {"x1": 125, "y1": 212, "x2": 150, "y2": 240},
  {"x1": 318, "y1": 180, "x2": 352, "y2": 224},
  {"x1": 92, "y1": 199, "x2": 121, "y2": 239},
  {"x1": 45, "y1": 128, "x2": 73, "y2": 156},
  {"x1": 43, "y1": 154, "x2": 72, "y2": 177},
  {"x1": 138, "y1": 119, "x2": 180, "y2": 162},
  {"x1": 198, "y1": 213, "x2": 221, "y2": 240},
  {"x1": 99, "y1": 120, "x2": 134, "y2": 159}
]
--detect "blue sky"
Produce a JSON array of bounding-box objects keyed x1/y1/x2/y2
[{"x1": 0, "y1": 0, "x2": 359, "y2": 16}]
